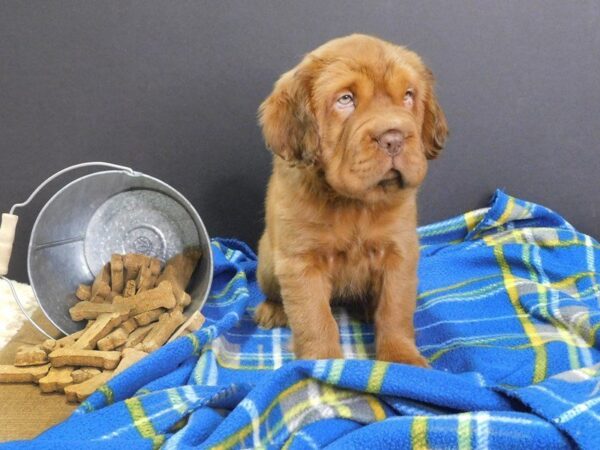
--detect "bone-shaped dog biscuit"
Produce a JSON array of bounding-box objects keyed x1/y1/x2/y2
[
  {"x1": 133, "y1": 308, "x2": 165, "y2": 327},
  {"x1": 135, "y1": 263, "x2": 150, "y2": 292},
  {"x1": 72, "y1": 312, "x2": 124, "y2": 350},
  {"x1": 156, "y1": 265, "x2": 188, "y2": 308},
  {"x1": 123, "y1": 279, "x2": 137, "y2": 297},
  {"x1": 0, "y1": 364, "x2": 50, "y2": 383},
  {"x1": 124, "y1": 323, "x2": 155, "y2": 348},
  {"x1": 110, "y1": 254, "x2": 124, "y2": 293},
  {"x1": 90, "y1": 281, "x2": 111, "y2": 303},
  {"x1": 121, "y1": 318, "x2": 138, "y2": 333},
  {"x1": 51, "y1": 328, "x2": 85, "y2": 350},
  {"x1": 41, "y1": 339, "x2": 57, "y2": 354},
  {"x1": 69, "y1": 301, "x2": 130, "y2": 321},
  {"x1": 104, "y1": 291, "x2": 118, "y2": 303},
  {"x1": 71, "y1": 367, "x2": 101, "y2": 384},
  {"x1": 91, "y1": 263, "x2": 111, "y2": 300},
  {"x1": 167, "y1": 311, "x2": 205, "y2": 343},
  {"x1": 141, "y1": 309, "x2": 185, "y2": 352},
  {"x1": 124, "y1": 254, "x2": 150, "y2": 282},
  {"x1": 156, "y1": 249, "x2": 201, "y2": 307},
  {"x1": 113, "y1": 281, "x2": 176, "y2": 315},
  {"x1": 148, "y1": 258, "x2": 161, "y2": 287},
  {"x1": 75, "y1": 284, "x2": 91, "y2": 301},
  {"x1": 39, "y1": 366, "x2": 74, "y2": 393},
  {"x1": 162, "y1": 248, "x2": 201, "y2": 289},
  {"x1": 64, "y1": 370, "x2": 114, "y2": 403},
  {"x1": 96, "y1": 330, "x2": 126, "y2": 351},
  {"x1": 14, "y1": 345, "x2": 48, "y2": 366},
  {"x1": 96, "y1": 318, "x2": 138, "y2": 351},
  {"x1": 49, "y1": 348, "x2": 121, "y2": 369}
]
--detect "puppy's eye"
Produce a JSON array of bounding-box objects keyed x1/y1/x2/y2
[
  {"x1": 403, "y1": 89, "x2": 415, "y2": 107},
  {"x1": 336, "y1": 93, "x2": 355, "y2": 107}
]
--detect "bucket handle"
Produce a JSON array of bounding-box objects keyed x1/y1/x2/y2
[
  {"x1": 1, "y1": 162, "x2": 136, "y2": 338},
  {"x1": 9, "y1": 162, "x2": 136, "y2": 215}
]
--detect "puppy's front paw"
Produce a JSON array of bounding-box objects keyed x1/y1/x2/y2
[
  {"x1": 254, "y1": 299, "x2": 288, "y2": 328},
  {"x1": 377, "y1": 336, "x2": 430, "y2": 368}
]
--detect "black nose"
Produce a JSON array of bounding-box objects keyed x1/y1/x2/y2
[{"x1": 377, "y1": 130, "x2": 404, "y2": 156}]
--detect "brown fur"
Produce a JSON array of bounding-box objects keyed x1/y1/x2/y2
[{"x1": 254, "y1": 34, "x2": 448, "y2": 366}]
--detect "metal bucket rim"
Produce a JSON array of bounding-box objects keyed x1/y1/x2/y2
[{"x1": 27, "y1": 169, "x2": 214, "y2": 336}]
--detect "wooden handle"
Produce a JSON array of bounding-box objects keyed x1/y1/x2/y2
[{"x1": 0, "y1": 213, "x2": 18, "y2": 276}]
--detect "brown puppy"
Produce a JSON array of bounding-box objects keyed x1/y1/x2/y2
[{"x1": 254, "y1": 34, "x2": 448, "y2": 367}]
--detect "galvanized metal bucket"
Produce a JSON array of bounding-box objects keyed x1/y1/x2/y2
[{"x1": 0, "y1": 162, "x2": 213, "y2": 337}]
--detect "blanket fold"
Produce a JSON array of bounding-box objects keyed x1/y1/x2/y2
[{"x1": 3, "y1": 190, "x2": 600, "y2": 449}]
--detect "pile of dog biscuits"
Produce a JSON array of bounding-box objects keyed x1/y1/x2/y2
[{"x1": 0, "y1": 249, "x2": 204, "y2": 402}]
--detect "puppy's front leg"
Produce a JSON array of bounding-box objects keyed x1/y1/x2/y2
[
  {"x1": 278, "y1": 260, "x2": 342, "y2": 359},
  {"x1": 375, "y1": 252, "x2": 429, "y2": 367}
]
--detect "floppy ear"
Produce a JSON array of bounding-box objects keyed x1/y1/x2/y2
[
  {"x1": 421, "y1": 69, "x2": 449, "y2": 160},
  {"x1": 258, "y1": 61, "x2": 320, "y2": 166}
]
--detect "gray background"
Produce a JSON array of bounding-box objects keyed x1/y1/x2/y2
[{"x1": 1, "y1": 1, "x2": 599, "y2": 282}]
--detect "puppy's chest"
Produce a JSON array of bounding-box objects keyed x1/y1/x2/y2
[{"x1": 314, "y1": 216, "x2": 396, "y2": 295}]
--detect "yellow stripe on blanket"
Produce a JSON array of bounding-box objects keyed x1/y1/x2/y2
[
  {"x1": 125, "y1": 397, "x2": 165, "y2": 450},
  {"x1": 367, "y1": 361, "x2": 389, "y2": 393},
  {"x1": 411, "y1": 416, "x2": 429, "y2": 450},
  {"x1": 494, "y1": 245, "x2": 548, "y2": 383}
]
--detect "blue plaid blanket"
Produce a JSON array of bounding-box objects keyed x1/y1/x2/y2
[{"x1": 4, "y1": 190, "x2": 600, "y2": 449}]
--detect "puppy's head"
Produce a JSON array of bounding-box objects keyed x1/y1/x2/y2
[{"x1": 259, "y1": 34, "x2": 448, "y2": 203}]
